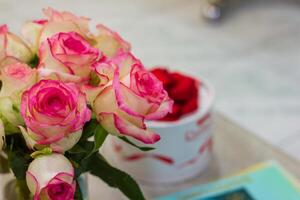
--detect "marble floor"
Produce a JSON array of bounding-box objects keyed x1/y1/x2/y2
[{"x1": 0, "y1": 0, "x2": 300, "y2": 159}]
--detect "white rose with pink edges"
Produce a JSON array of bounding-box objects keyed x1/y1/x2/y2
[
  {"x1": 26, "y1": 154, "x2": 76, "y2": 200},
  {"x1": 89, "y1": 52, "x2": 173, "y2": 144}
]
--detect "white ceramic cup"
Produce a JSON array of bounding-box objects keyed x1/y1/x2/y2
[{"x1": 103, "y1": 79, "x2": 215, "y2": 184}]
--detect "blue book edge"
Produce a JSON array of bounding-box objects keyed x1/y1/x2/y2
[{"x1": 155, "y1": 161, "x2": 300, "y2": 200}]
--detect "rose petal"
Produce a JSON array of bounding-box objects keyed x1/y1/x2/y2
[
  {"x1": 22, "y1": 20, "x2": 45, "y2": 52},
  {"x1": 99, "y1": 112, "x2": 160, "y2": 144},
  {"x1": 26, "y1": 171, "x2": 40, "y2": 199},
  {"x1": 0, "y1": 25, "x2": 33, "y2": 62},
  {"x1": 94, "y1": 24, "x2": 131, "y2": 57}
]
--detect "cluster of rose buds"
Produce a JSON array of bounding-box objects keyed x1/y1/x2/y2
[{"x1": 0, "y1": 8, "x2": 172, "y2": 199}]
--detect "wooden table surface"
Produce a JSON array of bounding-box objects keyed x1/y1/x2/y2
[{"x1": 1, "y1": 112, "x2": 300, "y2": 199}]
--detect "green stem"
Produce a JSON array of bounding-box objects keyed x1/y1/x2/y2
[
  {"x1": 0, "y1": 153, "x2": 9, "y2": 173},
  {"x1": 16, "y1": 180, "x2": 31, "y2": 200}
]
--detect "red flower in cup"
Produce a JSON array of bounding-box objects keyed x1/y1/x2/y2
[{"x1": 151, "y1": 68, "x2": 200, "y2": 121}]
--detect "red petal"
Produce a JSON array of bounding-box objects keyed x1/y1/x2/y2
[
  {"x1": 168, "y1": 72, "x2": 198, "y2": 101},
  {"x1": 160, "y1": 103, "x2": 181, "y2": 121},
  {"x1": 150, "y1": 68, "x2": 172, "y2": 88},
  {"x1": 181, "y1": 96, "x2": 198, "y2": 115}
]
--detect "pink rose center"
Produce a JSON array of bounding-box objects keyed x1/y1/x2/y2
[
  {"x1": 38, "y1": 88, "x2": 70, "y2": 115},
  {"x1": 47, "y1": 183, "x2": 72, "y2": 200},
  {"x1": 47, "y1": 96, "x2": 64, "y2": 111},
  {"x1": 63, "y1": 37, "x2": 86, "y2": 53},
  {"x1": 135, "y1": 72, "x2": 164, "y2": 102}
]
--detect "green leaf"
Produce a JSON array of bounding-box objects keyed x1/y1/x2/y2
[
  {"x1": 8, "y1": 149, "x2": 30, "y2": 179},
  {"x1": 67, "y1": 126, "x2": 108, "y2": 177},
  {"x1": 88, "y1": 152, "x2": 145, "y2": 200},
  {"x1": 80, "y1": 119, "x2": 99, "y2": 141},
  {"x1": 67, "y1": 141, "x2": 94, "y2": 164},
  {"x1": 66, "y1": 122, "x2": 145, "y2": 200},
  {"x1": 91, "y1": 125, "x2": 108, "y2": 154},
  {"x1": 68, "y1": 144, "x2": 88, "y2": 154},
  {"x1": 72, "y1": 123, "x2": 108, "y2": 159},
  {"x1": 6, "y1": 135, "x2": 32, "y2": 180},
  {"x1": 82, "y1": 124, "x2": 107, "y2": 160},
  {"x1": 118, "y1": 136, "x2": 155, "y2": 151}
]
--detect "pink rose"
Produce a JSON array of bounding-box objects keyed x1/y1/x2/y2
[
  {"x1": 0, "y1": 62, "x2": 37, "y2": 133},
  {"x1": 0, "y1": 61, "x2": 37, "y2": 98},
  {"x1": 0, "y1": 25, "x2": 33, "y2": 63},
  {"x1": 22, "y1": 7, "x2": 91, "y2": 52},
  {"x1": 93, "y1": 52, "x2": 173, "y2": 144},
  {"x1": 26, "y1": 154, "x2": 75, "y2": 200},
  {"x1": 93, "y1": 24, "x2": 131, "y2": 57},
  {"x1": 38, "y1": 32, "x2": 100, "y2": 83},
  {"x1": 20, "y1": 80, "x2": 91, "y2": 152}
]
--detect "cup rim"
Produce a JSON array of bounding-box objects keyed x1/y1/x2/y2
[{"x1": 146, "y1": 78, "x2": 215, "y2": 128}]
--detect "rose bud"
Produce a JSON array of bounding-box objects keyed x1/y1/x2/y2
[
  {"x1": 0, "y1": 97, "x2": 24, "y2": 134},
  {"x1": 0, "y1": 119, "x2": 5, "y2": 150},
  {"x1": 93, "y1": 24, "x2": 131, "y2": 58},
  {"x1": 0, "y1": 62, "x2": 37, "y2": 100},
  {"x1": 93, "y1": 52, "x2": 173, "y2": 144},
  {"x1": 0, "y1": 25, "x2": 33, "y2": 63},
  {"x1": 20, "y1": 80, "x2": 91, "y2": 152},
  {"x1": 22, "y1": 7, "x2": 91, "y2": 52},
  {"x1": 26, "y1": 154, "x2": 75, "y2": 200},
  {"x1": 38, "y1": 32, "x2": 100, "y2": 84},
  {"x1": 0, "y1": 62, "x2": 36, "y2": 133}
]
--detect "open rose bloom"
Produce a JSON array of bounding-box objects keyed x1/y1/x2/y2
[
  {"x1": 20, "y1": 80, "x2": 91, "y2": 152},
  {"x1": 0, "y1": 8, "x2": 173, "y2": 200},
  {"x1": 103, "y1": 68, "x2": 215, "y2": 184},
  {"x1": 92, "y1": 52, "x2": 173, "y2": 144}
]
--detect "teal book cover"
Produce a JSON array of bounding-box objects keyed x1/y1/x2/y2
[{"x1": 155, "y1": 162, "x2": 300, "y2": 200}]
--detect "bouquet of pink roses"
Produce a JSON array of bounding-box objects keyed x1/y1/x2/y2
[{"x1": 0, "y1": 8, "x2": 173, "y2": 200}]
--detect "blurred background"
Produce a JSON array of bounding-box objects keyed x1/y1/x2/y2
[{"x1": 1, "y1": 0, "x2": 300, "y2": 159}]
